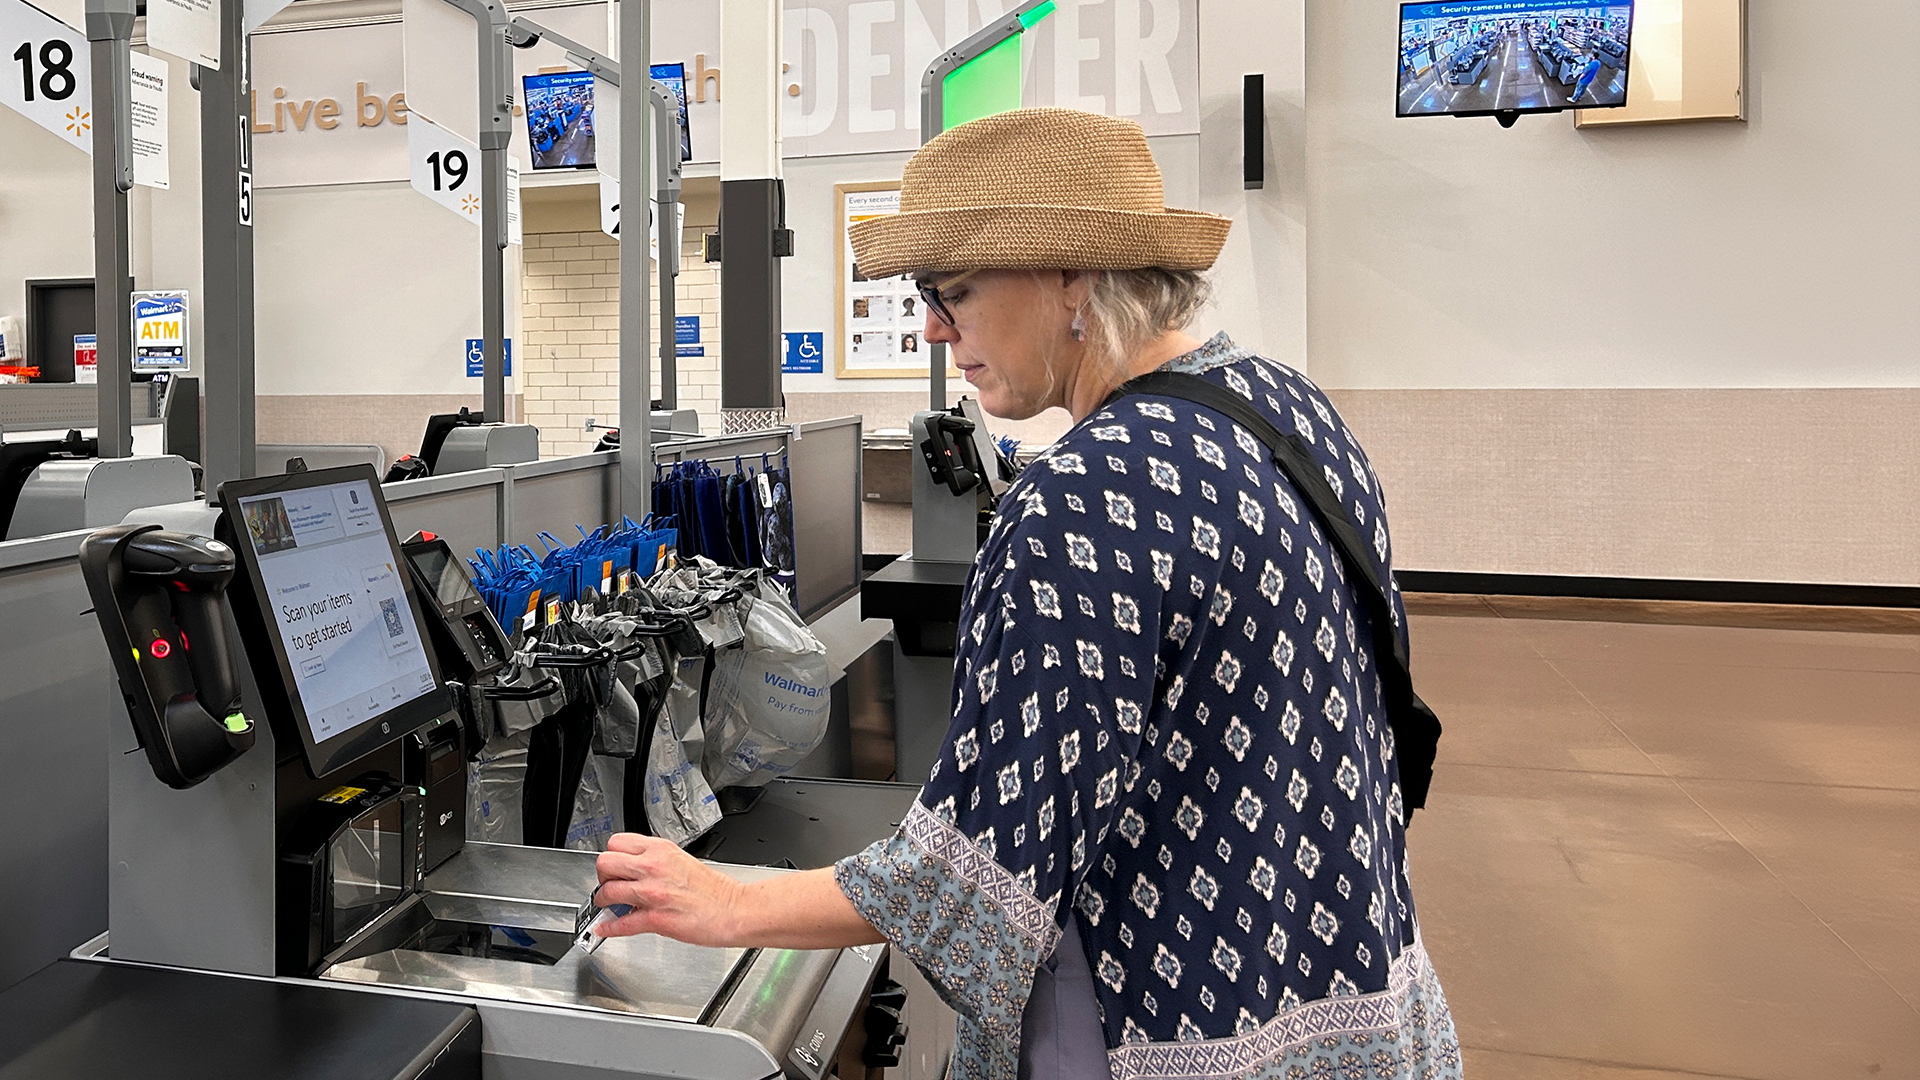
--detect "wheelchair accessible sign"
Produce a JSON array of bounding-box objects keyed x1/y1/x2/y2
[
  {"x1": 465, "y1": 339, "x2": 512, "y2": 377},
  {"x1": 783, "y1": 332, "x2": 823, "y2": 374}
]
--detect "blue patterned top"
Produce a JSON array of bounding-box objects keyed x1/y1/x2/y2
[{"x1": 836, "y1": 335, "x2": 1461, "y2": 1080}]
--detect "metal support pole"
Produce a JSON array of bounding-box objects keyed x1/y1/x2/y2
[
  {"x1": 618, "y1": 0, "x2": 653, "y2": 519},
  {"x1": 86, "y1": 0, "x2": 136, "y2": 457},
  {"x1": 467, "y1": 0, "x2": 514, "y2": 424},
  {"x1": 199, "y1": 0, "x2": 256, "y2": 488},
  {"x1": 651, "y1": 79, "x2": 683, "y2": 412}
]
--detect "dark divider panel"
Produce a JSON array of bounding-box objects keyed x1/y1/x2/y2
[
  {"x1": 0, "y1": 536, "x2": 114, "y2": 992},
  {"x1": 651, "y1": 418, "x2": 863, "y2": 621}
]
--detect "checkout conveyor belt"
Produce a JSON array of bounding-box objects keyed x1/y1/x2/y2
[{"x1": 0, "y1": 958, "x2": 481, "y2": 1079}]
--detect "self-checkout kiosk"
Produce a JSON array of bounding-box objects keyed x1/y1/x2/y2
[
  {"x1": 859, "y1": 400, "x2": 1012, "y2": 782},
  {"x1": 77, "y1": 465, "x2": 897, "y2": 1080},
  {"x1": 419, "y1": 409, "x2": 543, "y2": 475},
  {"x1": 0, "y1": 430, "x2": 195, "y2": 540}
]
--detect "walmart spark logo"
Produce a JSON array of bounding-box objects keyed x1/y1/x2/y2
[
  {"x1": 461, "y1": 194, "x2": 480, "y2": 215},
  {"x1": 65, "y1": 107, "x2": 89, "y2": 137}
]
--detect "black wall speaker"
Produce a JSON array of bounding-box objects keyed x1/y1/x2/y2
[{"x1": 1244, "y1": 73, "x2": 1264, "y2": 190}]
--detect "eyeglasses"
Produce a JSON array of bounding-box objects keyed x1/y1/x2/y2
[{"x1": 915, "y1": 279, "x2": 958, "y2": 327}]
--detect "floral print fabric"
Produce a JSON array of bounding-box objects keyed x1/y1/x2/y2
[{"x1": 835, "y1": 335, "x2": 1462, "y2": 1080}]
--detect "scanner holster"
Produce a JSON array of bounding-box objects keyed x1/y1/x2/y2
[{"x1": 80, "y1": 523, "x2": 255, "y2": 789}]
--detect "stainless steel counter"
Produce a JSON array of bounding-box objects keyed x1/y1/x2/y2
[{"x1": 322, "y1": 843, "x2": 839, "y2": 1031}]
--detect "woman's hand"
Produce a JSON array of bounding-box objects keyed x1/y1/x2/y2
[
  {"x1": 593, "y1": 833, "x2": 747, "y2": 947},
  {"x1": 591, "y1": 833, "x2": 889, "y2": 951}
]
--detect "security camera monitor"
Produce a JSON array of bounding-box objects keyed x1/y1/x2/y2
[
  {"x1": 523, "y1": 70, "x2": 597, "y2": 170},
  {"x1": 650, "y1": 62, "x2": 693, "y2": 162},
  {"x1": 1397, "y1": 2, "x2": 1633, "y2": 118},
  {"x1": 218, "y1": 465, "x2": 450, "y2": 778}
]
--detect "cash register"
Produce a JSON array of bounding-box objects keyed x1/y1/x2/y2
[{"x1": 77, "y1": 465, "x2": 902, "y2": 1080}]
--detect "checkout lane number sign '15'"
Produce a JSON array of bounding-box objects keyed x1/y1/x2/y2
[{"x1": 0, "y1": 0, "x2": 91, "y2": 150}]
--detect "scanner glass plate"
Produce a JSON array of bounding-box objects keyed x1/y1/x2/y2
[{"x1": 329, "y1": 806, "x2": 405, "y2": 947}]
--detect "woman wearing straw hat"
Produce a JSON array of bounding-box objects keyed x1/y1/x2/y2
[{"x1": 590, "y1": 108, "x2": 1461, "y2": 1080}]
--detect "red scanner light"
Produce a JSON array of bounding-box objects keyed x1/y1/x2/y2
[{"x1": 150, "y1": 638, "x2": 172, "y2": 659}]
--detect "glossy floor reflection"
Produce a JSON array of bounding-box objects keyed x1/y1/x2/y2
[{"x1": 1402, "y1": 596, "x2": 1920, "y2": 1080}]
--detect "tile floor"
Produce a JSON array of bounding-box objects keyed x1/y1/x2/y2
[{"x1": 1401, "y1": 596, "x2": 1920, "y2": 1080}]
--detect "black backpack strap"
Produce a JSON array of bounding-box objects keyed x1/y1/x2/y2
[{"x1": 1103, "y1": 371, "x2": 1441, "y2": 815}]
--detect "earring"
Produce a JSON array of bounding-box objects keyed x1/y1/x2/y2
[{"x1": 1070, "y1": 314, "x2": 1087, "y2": 341}]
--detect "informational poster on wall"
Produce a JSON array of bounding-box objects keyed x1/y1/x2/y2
[
  {"x1": 835, "y1": 182, "x2": 952, "y2": 379},
  {"x1": 132, "y1": 290, "x2": 189, "y2": 372}
]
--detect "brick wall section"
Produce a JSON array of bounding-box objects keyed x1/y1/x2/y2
[{"x1": 519, "y1": 227, "x2": 722, "y2": 459}]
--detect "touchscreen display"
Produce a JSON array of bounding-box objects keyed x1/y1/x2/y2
[
  {"x1": 237, "y1": 479, "x2": 438, "y2": 746},
  {"x1": 407, "y1": 544, "x2": 481, "y2": 608}
]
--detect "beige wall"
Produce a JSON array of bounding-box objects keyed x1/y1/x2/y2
[
  {"x1": 1294, "y1": 0, "x2": 1919, "y2": 587},
  {"x1": 1331, "y1": 388, "x2": 1920, "y2": 587}
]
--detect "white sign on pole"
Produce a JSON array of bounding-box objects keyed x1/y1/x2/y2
[
  {"x1": 407, "y1": 113, "x2": 480, "y2": 224},
  {"x1": 30, "y1": 0, "x2": 78, "y2": 32},
  {"x1": 242, "y1": 0, "x2": 296, "y2": 35},
  {"x1": 0, "y1": 0, "x2": 91, "y2": 152},
  {"x1": 129, "y1": 50, "x2": 168, "y2": 190},
  {"x1": 593, "y1": 75, "x2": 617, "y2": 182},
  {"x1": 399, "y1": 0, "x2": 479, "y2": 144},
  {"x1": 146, "y1": 0, "x2": 221, "y2": 70},
  {"x1": 506, "y1": 158, "x2": 522, "y2": 246},
  {"x1": 599, "y1": 173, "x2": 618, "y2": 241},
  {"x1": 597, "y1": 176, "x2": 679, "y2": 265}
]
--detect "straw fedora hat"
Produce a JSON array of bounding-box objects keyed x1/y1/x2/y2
[{"x1": 848, "y1": 108, "x2": 1231, "y2": 280}]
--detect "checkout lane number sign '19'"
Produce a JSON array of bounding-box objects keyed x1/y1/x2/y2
[
  {"x1": 408, "y1": 113, "x2": 481, "y2": 223},
  {"x1": 407, "y1": 112, "x2": 519, "y2": 244},
  {"x1": 0, "y1": 0, "x2": 91, "y2": 150}
]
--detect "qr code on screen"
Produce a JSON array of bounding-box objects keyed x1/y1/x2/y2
[{"x1": 380, "y1": 597, "x2": 404, "y2": 638}]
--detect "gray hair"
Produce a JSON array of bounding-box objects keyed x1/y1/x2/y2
[{"x1": 1082, "y1": 268, "x2": 1212, "y2": 375}]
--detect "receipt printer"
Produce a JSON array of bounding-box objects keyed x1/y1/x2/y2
[{"x1": 79, "y1": 525, "x2": 255, "y2": 789}]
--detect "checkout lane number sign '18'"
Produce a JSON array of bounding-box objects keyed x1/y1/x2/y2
[{"x1": 0, "y1": 0, "x2": 91, "y2": 150}]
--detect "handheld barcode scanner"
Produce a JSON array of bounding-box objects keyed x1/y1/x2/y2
[{"x1": 80, "y1": 524, "x2": 255, "y2": 789}]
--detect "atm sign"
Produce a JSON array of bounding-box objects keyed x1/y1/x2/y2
[{"x1": 132, "y1": 291, "x2": 189, "y2": 372}]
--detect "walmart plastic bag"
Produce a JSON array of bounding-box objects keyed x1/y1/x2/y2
[
  {"x1": 468, "y1": 730, "x2": 531, "y2": 844},
  {"x1": 574, "y1": 610, "x2": 653, "y2": 759},
  {"x1": 564, "y1": 754, "x2": 620, "y2": 851},
  {"x1": 643, "y1": 654, "x2": 723, "y2": 846},
  {"x1": 701, "y1": 577, "x2": 832, "y2": 790},
  {"x1": 489, "y1": 647, "x2": 565, "y2": 738}
]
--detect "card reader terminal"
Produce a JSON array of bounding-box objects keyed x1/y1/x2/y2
[{"x1": 402, "y1": 534, "x2": 510, "y2": 679}]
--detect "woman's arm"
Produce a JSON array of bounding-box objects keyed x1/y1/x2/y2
[{"x1": 592, "y1": 833, "x2": 887, "y2": 950}]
